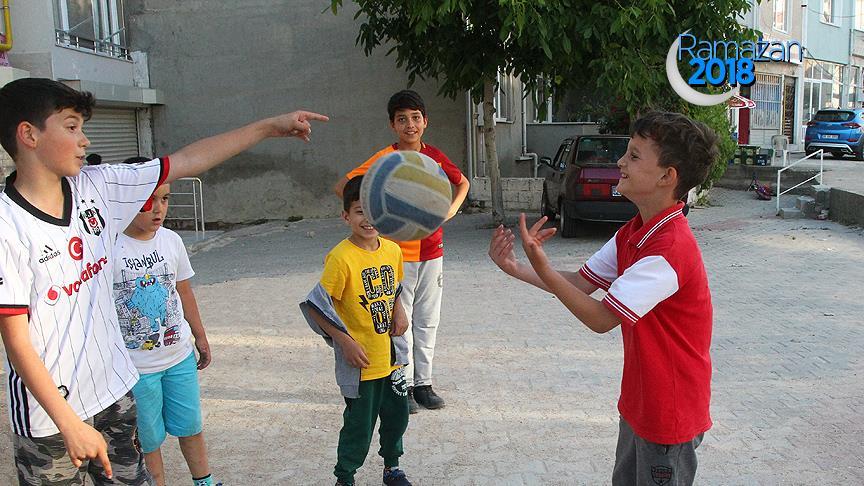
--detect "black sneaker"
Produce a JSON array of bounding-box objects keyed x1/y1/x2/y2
[
  {"x1": 382, "y1": 467, "x2": 412, "y2": 486},
  {"x1": 407, "y1": 388, "x2": 419, "y2": 414},
  {"x1": 412, "y1": 385, "x2": 445, "y2": 409},
  {"x1": 335, "y1": 481, "x2": 353, "y2": 486}
]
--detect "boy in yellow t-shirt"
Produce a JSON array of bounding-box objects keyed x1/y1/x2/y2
[{"x1": 309, "y1": 176, "x2": 413, "y2": 486}]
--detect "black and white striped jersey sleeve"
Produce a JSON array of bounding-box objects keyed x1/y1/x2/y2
[
  {"x1": 83, "y1": 157, "x2": 170, "y2": 233},
  {"x1": 0, "y1": 233, "x2": 32, "y2": 313}
]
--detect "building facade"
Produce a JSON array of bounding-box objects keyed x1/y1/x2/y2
[
  {"x1": 2, "y1": 1, "x2": 535, "y2": 221},
  {"x1": 0, "y1": 0, "x2": 163, "y2": 181},
  {"x1": 125, "y1": 1, "x2": 483, "y2": 222},
  {"x1": 738, "y1": 0, "x2": 864, "y2": 152},
  {"x1": 737, "y1": 0, "x2": 805, "y2": 150}
]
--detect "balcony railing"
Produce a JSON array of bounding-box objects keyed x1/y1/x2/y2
[{"x1": 55, "y1": 30, "x2": 131, "y2": 61}]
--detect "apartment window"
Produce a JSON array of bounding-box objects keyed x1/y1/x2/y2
[
  {"x1": 494, "y1": 71, "x2": 514, "y2": 122},
  {"x1": 857, "y1": 0, "x2": 864, "y2": 30},
  {"x1": 527, "y1": 85, "x2": 608, "y2": 123},
  {"x1": 752, "y1": 74, "x2": 782, "y2": 129},
  {"x1": 851, "y1": 66, "x2": 864, "y2": 108},
  {"x1": 773, "y1": 0, "x2": 788, "y2": 31},
  {"x1": 804, "y1": 59, "x2": 845, "y2": 121},
  {"x1": 822, "y1": 0, "x2": 834, "y2": 23},
  {"x1": 528, "y1": 80, "x2": 553, "y2": 123},
  {"x1": 848, "y1": 66, "x2": 864, "y2": 107},
  {"x1": 53, "y1": 0, "x2": 129, "y2": 60},
  {"x1": 530, "y1": 95, "x2": 553, "y2": 123},
  {"x1": 832, "y1": 64, "x2": 843, "y2": 108}
]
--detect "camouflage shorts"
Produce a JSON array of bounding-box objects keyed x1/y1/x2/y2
[{"x1": 13, "y1": 392, "x2": 154, "y2": 485}]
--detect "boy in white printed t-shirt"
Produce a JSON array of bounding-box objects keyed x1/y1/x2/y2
[
  {"x1": 0, "y1": 77, "x2": 326, "y2": 485},
  {"x1": 113, "y1": 178, "x2": 218, "y2": 486}
]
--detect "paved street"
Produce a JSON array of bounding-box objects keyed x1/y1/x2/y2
[{"x1": 1, "y1": 188, "x2": 862, "y2": 485}]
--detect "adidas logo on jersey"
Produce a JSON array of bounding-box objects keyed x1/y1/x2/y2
[
  {"x1": 38, "y1": 245, "x2": 62, "y2": 264},
  {"x1": 44, "y1": 257, "x2": 109, "y2": 305}
]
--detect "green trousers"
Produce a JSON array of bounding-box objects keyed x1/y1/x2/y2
[{"x1": 334, "y1": 368, "x2": 409, "y2": 483}]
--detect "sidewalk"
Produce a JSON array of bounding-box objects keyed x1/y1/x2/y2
[
  {"x1": 783, "y1": 151, "x2": 864, "y2": 194},
  {"x1": 0, "y1": 188, "x2": 862, "y2": 485}
]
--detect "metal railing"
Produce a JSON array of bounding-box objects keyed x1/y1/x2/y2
[
  {"x1": 776, "y1": 150, "x2": 824, "y2": 213},
  {"x1": 166, "y1": 177, "x2": 206, "y2": 239},
  {"x1": 55, "y1": 30, "x2": 131, "y2": 61}
]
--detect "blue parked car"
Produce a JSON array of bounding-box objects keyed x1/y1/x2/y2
[{"x1": 805, "y1": 108, "x2": 864, "y2": 160}]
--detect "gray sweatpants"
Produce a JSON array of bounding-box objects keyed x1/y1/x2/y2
[
  {"x1": 400, "y1": 257, "x2": 443, "y2": 388},
  {"x1": 612, "y1": 417, "x2": 704, "y2": 486}
]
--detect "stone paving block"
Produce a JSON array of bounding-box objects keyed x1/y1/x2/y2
[
  {"x1": 812, "y1": 184, "x2": 831, "y2": 207},
  {"x1": 779, "y1": 207, "x2": 804, "y2": 219},
  {"x1": 797, "y1": 196, "x2": 817, "y2": 217}
]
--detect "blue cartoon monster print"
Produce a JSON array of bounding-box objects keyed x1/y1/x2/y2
[{"x1": 128, "y1": 274, "x2": 168, "y2": 332}]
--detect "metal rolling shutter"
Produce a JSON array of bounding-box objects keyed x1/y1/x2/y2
[{"x1": 84, "y1": 108, "x2": 139, "y2": 164}]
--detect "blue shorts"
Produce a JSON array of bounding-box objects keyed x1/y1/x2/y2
[{"x1": 132, "y1": 352, "x2": 202, "y2": 453}]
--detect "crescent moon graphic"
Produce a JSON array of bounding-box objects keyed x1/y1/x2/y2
[{"x1": 666, "y1": 32, "x2": 739, "y2": 106}]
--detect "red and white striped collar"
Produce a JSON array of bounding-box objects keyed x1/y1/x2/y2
[{"x1": 628, "y1": 202, "x2": 686, "y2": 249}]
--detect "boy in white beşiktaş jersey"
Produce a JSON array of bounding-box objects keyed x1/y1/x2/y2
[
  {"x1": 113, "y1": 181, "x2": 219, "y2": 486},
  {"x1": 0, "y1": 78, "x2": 326, "y2": 484}
]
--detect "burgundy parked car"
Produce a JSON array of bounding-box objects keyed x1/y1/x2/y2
[
  {"x1": 539, "y1": 135, "x2": 636, "y2": 238},
  {"x1": 540, "y1": 135, "x2": 692, "y2": 238}
]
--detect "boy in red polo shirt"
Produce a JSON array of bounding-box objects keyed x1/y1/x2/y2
[{"x1": 489, "y1": 111, "x2": 718, "y2": 486}]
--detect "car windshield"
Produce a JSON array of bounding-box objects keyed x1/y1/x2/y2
[
  {"x1": 813, "y1": 111, "x2": 855, "y2": 122},
  {"x1": 575, "y1": 138, "x2": 629, "y2": 165}
]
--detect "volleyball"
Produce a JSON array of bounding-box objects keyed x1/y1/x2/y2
[{"x1": 359, "y1": 151, "x2": 452, "y2": 241}]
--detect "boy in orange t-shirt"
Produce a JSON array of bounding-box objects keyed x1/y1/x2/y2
[{"x1": 333, "y1": 90, "x2": 469, "y2": 412}]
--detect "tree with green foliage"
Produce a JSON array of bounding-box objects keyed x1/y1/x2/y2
[
  {"x1": 557, "y1": 1, "x2": 755, "y2": 199},
  {"x1": 330, "y1": 0, "x2": 583, "y2": 225},
  {"x1": 331, "y1": 0, "x2": 756, "y2": 221},
  {"x1": 562, "y1": 2, "x2": 755, "y2": 112}
]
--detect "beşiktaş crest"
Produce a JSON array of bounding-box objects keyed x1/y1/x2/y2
[{"x1": 78, "y1": 199, "x2": 106, "y2": 236}]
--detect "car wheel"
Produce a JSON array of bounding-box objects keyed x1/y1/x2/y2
[
  {"x1": 558, "y1": 201, "x2": 578, "y2": 238},
  {"x1": 540, "y1": 187, "x2": 556, "y2": 220}
]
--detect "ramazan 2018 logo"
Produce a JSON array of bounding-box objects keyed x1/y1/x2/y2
[{"x1": 666, "y1": 31, "x2": 802, "y2": 106}]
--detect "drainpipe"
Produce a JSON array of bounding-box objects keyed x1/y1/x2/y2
[
  {"x1": 520, "y1": 91, "x2": 539, "y2": 178},
  {"x1": 752, "y1": 0, "x2": 759, "y2": 31},
  {"x1": 801, "y1": 1, "x2": 809, "y2": 142},
  {"x1": 849, "y1": 18, "x2": 854, "y2": 107},
  {"x1": 465, "y1": 91, "x2": 474, "y2": 181},
  {"x1": 0, "y1": 0, "x2": 12, "y2": 52}
]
